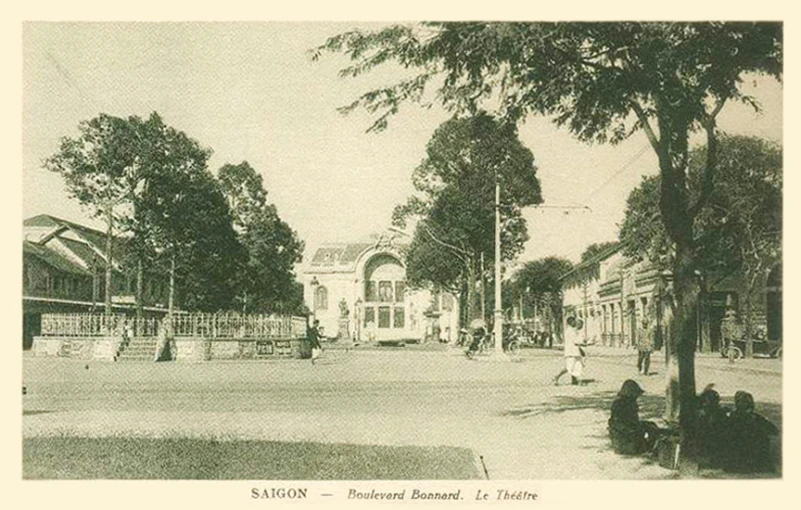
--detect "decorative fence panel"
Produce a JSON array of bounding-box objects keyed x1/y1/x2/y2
[
  {"x1": 41, "y1": 314, "x2": 126, "y2": 337},
  {"x1": 40, "y1": 313, "x2": 305, "y2": 339},
  {"x1": 169, "y1": 313, "x2": 307, "y2": 339}
]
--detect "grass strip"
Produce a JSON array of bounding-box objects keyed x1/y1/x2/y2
[{"x1": 24, "y1": 436, "x2": 479, "y2": 480}]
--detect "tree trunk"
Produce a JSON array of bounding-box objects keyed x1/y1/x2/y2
[
  {"x1": 480, "y1": 252, "x2": 486, "y2": 324},
  {"x1": 743, "y1": 284, "x2": 755, "y2": 359},
  {"x1": 664, "y1": 338, "x2": 680, "y2": 423},
  {"x1": 698, "y1": 278, "x2": 711, "y2": 353},
  {"x1": 104, "y1": 203, "x2": 114, "y2": 316},
  {"x1": 168, "y1": 253, "x2": 176, "y2": 337},
  {"x1": 652, "y1": 105, "x2": 700, "y2": 470},
  {"x1": 91, "y1": 257, "x2": 99, "y2": 312},
  {"x1": 136, "y1": 257, "x2": 144, "y2": 320},
  {"x1": 672, "y1": 240, "x2": 700, "y2": 473},
  {"x1": 465, "y1": 257, "x2": 476, "y2": 326}
]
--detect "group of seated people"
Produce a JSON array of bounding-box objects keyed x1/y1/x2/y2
[{"x1": 608, "y1": 380, "x2": 779, "y2": 473}]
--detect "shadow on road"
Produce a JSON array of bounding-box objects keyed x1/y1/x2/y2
[
  {"x1": 501, "y1": 390, "x2": 781, "y2": 429},
  {"x1": 23, "y1": 410, "x2": 57, "y2": 416},
  {"x1": 501, "y1": 390, "x2": 665, "y2": 420}
]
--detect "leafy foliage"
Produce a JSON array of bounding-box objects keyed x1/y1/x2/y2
[
  {"x1": 510, "y1": 256, "x2": 573, "y2": 330},
  {"x1": 396, "y1": 113, "x2": 541, "y2": 322},
  {"x1": 218, "y1": 162, "x2": 305, "y2": 314},
  {"x1": 620, "y1": 135, "x2": 782, "y2": 278},
  {"x1": 140, "y1": 141, "x2": 245, "y2": 312},
  {"x1": 580, "y1": 241, "x2": 619, "y2": 264}
]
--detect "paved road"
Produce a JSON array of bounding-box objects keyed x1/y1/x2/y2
[{"x1": 22, "y1": 347, "x2": 782, "y2": 479}]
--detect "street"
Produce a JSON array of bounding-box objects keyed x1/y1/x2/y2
[{"x1": 22, "y1": 346, "x2": 782, "y2": 479}]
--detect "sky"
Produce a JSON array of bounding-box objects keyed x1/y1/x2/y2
[{"x1": 22, "y1": 22, "x2": 783, "y2": 270}]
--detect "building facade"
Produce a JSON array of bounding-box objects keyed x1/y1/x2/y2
[
  {"x1": 561, "y1": 244, "x2": 782, "y2": 352},
  {"x1": 303, "y1": 231, "x2": 459, "y2": 343},
  {"x1": 23, "y1": 214, "x2": 169, "y2": 348}
]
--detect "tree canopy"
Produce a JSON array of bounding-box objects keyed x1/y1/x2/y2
[
  {"x1": 510, "y1": 256, "x2": 573, "y2": 331},
  {"x1": 45, "y1": 113, "x2": 144, "y2": 313},
  {"x1": 620, "y1": 134, "x2": 782, "y2": 276},
  {"x1": 394, "y1": 113, "x2": 541, "y2": 321},
  {"x1": 137, "y1": 127, "x2": 245, "y2": 313},
  {"x1": 580, "y1": 241, "x2": 619, "y2": 264},
  {"x1": 48, "y1": 111, "x2": 251, "y2": 313},
  {"x1": 218, "y1": 162, "x2": 305, "y2": 314}
]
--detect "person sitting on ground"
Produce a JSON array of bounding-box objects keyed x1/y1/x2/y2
[
  {"x1": 722, "y1": 390, "x2": 779, "y2": 473},
  {"x1": 696, "y1": 385, "x2": 729, "y2": 468},
  {"x1": 608, "y1": 379, "x2": 660, "y2": 455}
]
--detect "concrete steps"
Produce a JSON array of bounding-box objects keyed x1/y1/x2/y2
[{"x1": 116, "y1": 337, "x2": 159, "y2": 362}]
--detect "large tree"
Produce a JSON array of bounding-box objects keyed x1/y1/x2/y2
[
  {"x1": 511, "y1": 256, "x2": 574, "y2": 334},
  {"x1": 218, "y1": 162, "x2": 305, "y2": 314},
  {"x1": 620, "y1": 134, "x2": 782, "y2": 357},
  {"x1": 393, "y1": 113, "x2": 542, "y2": 324},
  {"x1": 138, "y1": 124, "x2": 245, "y2": 314},
  {"x1": 45, "y1": 114, "x2": 140, "y2": 315},
  {"x1": 317, "y1": 21, "x2": 782, "y2": 467}
]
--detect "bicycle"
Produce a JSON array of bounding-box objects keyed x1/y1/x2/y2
[{"x1": 465, "y1": 331, "x2": 520, "y2": 359}]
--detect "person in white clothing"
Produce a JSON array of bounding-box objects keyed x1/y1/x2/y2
[{"x1": 553, "y1": 315, "x2": 588, "y2": 386}]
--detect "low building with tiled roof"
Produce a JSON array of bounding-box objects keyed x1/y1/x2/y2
[{"x1": 22, "y1": 214, "x2": 169, "y2": 348}]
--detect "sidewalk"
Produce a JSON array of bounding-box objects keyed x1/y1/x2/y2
[{"x1": 585, "y1": 345, "x2": 782, "y2": 376}]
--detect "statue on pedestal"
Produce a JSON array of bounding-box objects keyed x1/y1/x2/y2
[{"x1": 338, "y1": 299, "x2": 351, "y2": 341}]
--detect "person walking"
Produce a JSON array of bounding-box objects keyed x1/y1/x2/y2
[
  {"x1": 553, "y1": 316, "x2": 587, "y2": 386},
  {"x1": 636, "y1": 316, "x2": 655, "y2": 375},
  {"x1": 307, "y1": 319, "x2": 322, "y2": 365}
]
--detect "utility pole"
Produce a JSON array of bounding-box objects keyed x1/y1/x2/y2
[
  {"x1": 480, "y1": 252, "x2": 486, "y2": 323},
  {"x1": 492, "y1": 171, "x2": 504, "y2": 356}
]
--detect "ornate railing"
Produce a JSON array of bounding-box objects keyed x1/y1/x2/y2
[
  {"x1": 40, "y1": 313, "x2": 305, "y2": 339},
  {"x1": 41, "y1": 313, "x2": 127, "y2": 337},
  {"x1": 169, "y1": 313, "x2": 306, "y2": 339}
]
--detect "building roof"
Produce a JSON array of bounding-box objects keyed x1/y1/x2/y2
[
  {"x1": 307, "y1": 233, "x2": 410, "y2": 274},
  {"x1": 59, "y1": 237, "x2": 105, "y2": 270},
  {"x1": 560, "y1": 242, "x2": 623, "y2": 286},
  {"x1": 24, "y1": 214, "x2": 129, "y2": 262},
  {"x1": 23, "y1": 240, "x2": 90, "y2": 276}
]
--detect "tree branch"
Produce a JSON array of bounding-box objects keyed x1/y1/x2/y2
[
  {"x1": 420, "y1": 222, "x2": 470, "y2": 263},
  {"x1": 689, "y1": 115, "x2": 719, "y2": 218},
  {"x1": 630, "y1": 100, "x2": 661, "y2": 155}
]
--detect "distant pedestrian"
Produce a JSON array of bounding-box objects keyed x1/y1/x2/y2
[
  {"x1": 308, "y1": 319, "x2": 322, "y2": 365},
  {"x1": 721, "y1": 308, "x2": 740, "y2": 363},
  {"x1": 636, "y1": 317, "x2": 655, "y2": 375},
  {"x1": 553, "y1": 316, "x2": 587, "y2": 386}
]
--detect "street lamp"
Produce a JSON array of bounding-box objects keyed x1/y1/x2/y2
[{"x1": 310, "y1": 276, "x2": 319, "y2": 322}]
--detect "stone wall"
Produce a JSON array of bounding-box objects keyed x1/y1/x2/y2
[
  {"x1": 171, "y1": 338, "x2": 308, "y2": 361},
  {"x1": 32, "y1": 336, "x2": 308, "y2": 362},
  {"x1": 31, "y1": 336, "x2": 122, "y2": 361}
]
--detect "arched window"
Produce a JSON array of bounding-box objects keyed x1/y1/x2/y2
[{"x1": 314, "y1": 286, "x2": 328, "y2": 310}]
